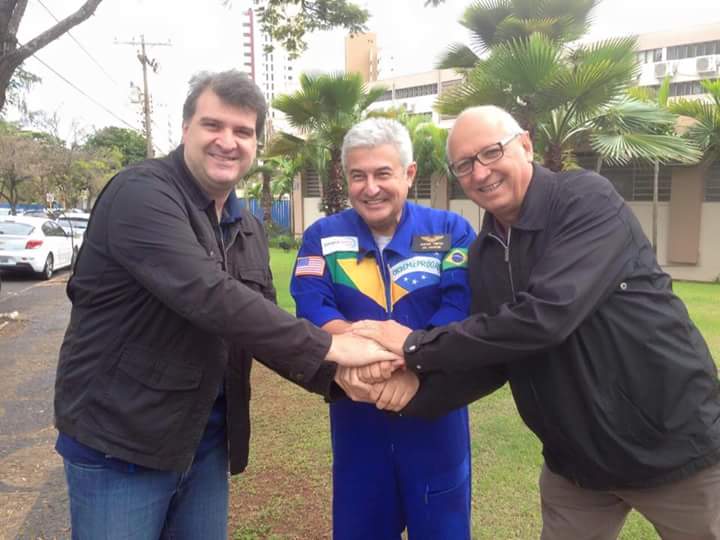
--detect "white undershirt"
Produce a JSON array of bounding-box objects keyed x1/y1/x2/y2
[{"x1": 372, "y1": 233, "x2": 393, "y2": 252}]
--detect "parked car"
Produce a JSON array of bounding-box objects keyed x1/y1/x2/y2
[
  {"x1": 0, "y1": 216, "x2": 77, "y2": 279},
  {"x1": 56, "y1": 212, "x2": 90, "y2": 248}
]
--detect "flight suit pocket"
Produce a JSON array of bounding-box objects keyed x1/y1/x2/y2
[{"x1": 424, "y1": 459, "x2": 472, "y2": 539}]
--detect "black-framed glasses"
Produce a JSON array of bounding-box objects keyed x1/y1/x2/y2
[{"x1": 449, "y1": 132, "x2": 522, "y2": 177}]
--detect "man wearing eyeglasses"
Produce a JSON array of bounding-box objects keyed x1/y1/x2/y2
[{"x1": 353, "y1": 105, "x2": 720, "y2": 539}]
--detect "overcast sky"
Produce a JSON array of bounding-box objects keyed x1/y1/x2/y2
[{"x1": 8, "y1": 0, "x2": 720, "y2": 152}]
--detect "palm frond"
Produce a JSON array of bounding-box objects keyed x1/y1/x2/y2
[
  {"x1": 589, "y1": 132, "x2": 702, "y2": 166},
  {"x1": 435, "y1": 43, "x2": 481, "y2": 70}
]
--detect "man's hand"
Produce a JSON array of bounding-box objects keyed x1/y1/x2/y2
[
  {"x1": 355, "y1": 360, "x2": 397, "y2": 384},
  {"x1": 325, "y1": 332, "x2": 403, "y2": 368},
  {"x1": 334, "y1": 366, "x2": 376, "y2": 404},
  {"x1": 352, "y1": 319, "x2": 412, "y2": 356},
  {"x1": 370, "y1": 369, "x2": 419, "y2": 412}
]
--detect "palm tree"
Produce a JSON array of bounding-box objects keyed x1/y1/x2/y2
[
  {"x1": 405, "y1": 116, "x2": 449, "y2": 206},
  {"x1": 668, "y1": 79, "x2": 720, "y2": 163},
  {"x1": 272, "y1": 72, "x2": 386, "y2": 215},
  {"x1": 437, "y1": 0, "x2": 598, "y2": 69},
  {"x1": 244, "y1": 155, "x2": 301, "y2": 228},
  {"x1": 437, "y1": 32, "x2": 699, "y2": 172}
]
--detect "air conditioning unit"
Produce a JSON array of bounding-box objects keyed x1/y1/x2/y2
[
  {"x1": 654, "y1": 62, "x2": 675, "y2": 78},
  {"x1": 696, "y1": 56, "x2": 718, "y2": 74}
]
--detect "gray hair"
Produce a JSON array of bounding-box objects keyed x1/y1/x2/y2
[
  {"x1": 182, "y1": 70, "x2": 267, "y2": 138},
  {"x1": 446, "y1": 105, "x2": 524, "y2": 158},
  {"x1": 341, "y1": 118, "x2": 413, "y2": 171}
]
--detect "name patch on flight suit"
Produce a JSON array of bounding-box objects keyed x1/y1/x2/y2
[
  {"x1": 321, "y1": 236, "x2": 359, "y2": 255},
  {"x1": 411, "y1": 234, "x2": 451, "y2": 252}
]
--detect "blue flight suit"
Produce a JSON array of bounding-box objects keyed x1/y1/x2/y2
[{"x1": 291, "y1": 202, "x2": 476, "y2": 540}]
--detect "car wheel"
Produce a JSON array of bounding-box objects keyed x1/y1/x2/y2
[{"x1": 40, "y1": 253, "x2": 54, "y2": 280}]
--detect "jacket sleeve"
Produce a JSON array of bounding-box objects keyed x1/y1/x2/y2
[
  {"x1": 427, "y1": 214, "x2": 477, "y2": 328},
  {"x1": 405, "y1": 173, "x2": 637, "y2": 374},
  {"x1": 290, "y1": 223, "x2": 347, "y2": 326},
  {"x1": 105, "y1": 173, "x2": 334, "y2": 393}
]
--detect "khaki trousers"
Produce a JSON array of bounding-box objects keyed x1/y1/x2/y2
[{"x1": 540, "y1": 461, "x2": 720, "y2": 540}]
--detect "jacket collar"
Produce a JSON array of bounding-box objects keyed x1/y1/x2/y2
[
  {"x1": 351, "y1": 201, "x2": 415, "y2": 260},
  {"x1": 169, "y1": 145, "x2": 215, "y2": 212},
  {"x1": 170, "y1": 145, "x2": 251, "y2": 230},
  {"x1": 481, "y1": 163, "x2": 554, "y2": 235}
]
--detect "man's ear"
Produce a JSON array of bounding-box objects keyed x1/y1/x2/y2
[
  {"x1": 181, "y1": 122, "x2": 189, "y2": 144},
  {"x1": 520, "y1": 132, "x2": 534, "y2": 162},
  {"x1": 406, "y1": 162, "x2": 418, "y2": 186}
]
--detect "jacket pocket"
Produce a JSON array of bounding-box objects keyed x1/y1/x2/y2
[
  {"x1": 613, "y1": 385, "x2": 665, "y2": 444},
  {"x1": 88, "y1": 345, "x2": 203, "y2": 453},
  {"x1": 237, "y1": 267, "x2": 270, "y2": 291}
]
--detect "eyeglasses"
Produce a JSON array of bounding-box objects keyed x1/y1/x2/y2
[{"x1": 449, "y1": 132, "x2": 522, "y2": 177}]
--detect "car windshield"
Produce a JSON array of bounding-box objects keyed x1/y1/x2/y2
[
  {"x1": 58, "y1": 218, "x2": 89, "y2": 229},
  {"x1": 0, "y1": 222, "x2": 34, "y2": 235}
]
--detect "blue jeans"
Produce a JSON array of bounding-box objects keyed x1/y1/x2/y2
[{"x1": 63, "y1": 443, "x2": 229, "y2": 540}]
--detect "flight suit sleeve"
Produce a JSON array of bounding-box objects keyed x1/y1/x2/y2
[{"x1": 290, "y1": 223, "x2": 347, "y2": 327}]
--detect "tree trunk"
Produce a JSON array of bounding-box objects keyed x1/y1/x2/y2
[
  {"x1": 543, "y1": 143, "x2": 564, "y2": 172},
  {"x1": 652, "y1": 160, "x2": 659, "y2": 254},
  {"x1": 595, "y1": 156, "x2": 603, "y2": 173},
  {"x1": 0, "y1": 0, "x2": 103, "y2": 111},
  {"x1": 261, "y1": 169, "x2": 273, "y2": 229},
  {"x1": 323, "y1": 150, "x2": 348, "y2": 215}
]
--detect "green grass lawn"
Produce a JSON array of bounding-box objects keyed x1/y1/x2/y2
[{"x1": 229, "y1": 248, "x2": 720, "y2": 539}]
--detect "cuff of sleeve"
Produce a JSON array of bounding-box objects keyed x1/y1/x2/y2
[
  {"x1": 301, "y1": 307, "x2": 347, "y2": 329},
  {"x1": 305, "y1": 357, "x2": 338, "y2": 398}
]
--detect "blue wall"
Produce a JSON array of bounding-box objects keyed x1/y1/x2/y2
[{"x1": 238, "y1": 199, "x2": 290, "y2": 230}]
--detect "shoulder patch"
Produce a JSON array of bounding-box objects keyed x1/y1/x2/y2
[
  {"x1": 442, "y1": 248, "x2": 468, "y2": 270},
  {"x1": 321, "y1": 236, "x2": 359, "y2": 255},
  {"x1": 295, "y1": 256, "x2": 326, "y2": 277}
]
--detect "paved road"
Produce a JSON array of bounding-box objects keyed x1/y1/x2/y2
[
  {"x1": 0, "y1": 271, "x2": 72, "y2": 539},
  {"x1": 1, "y1": 272, "x2": 56, "y2": 301}
]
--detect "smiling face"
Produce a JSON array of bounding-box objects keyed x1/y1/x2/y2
[
  {"x1": 182, "y1": 89, "x2": 258, "y2": 200},
  {"x1": 448, "y1": 110, "x2": 534, "y2": 227},
  {"x1": 345, "y1": 143, "x2": 416, "y2": 237}
]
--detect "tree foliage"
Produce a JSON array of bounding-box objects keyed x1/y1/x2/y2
[
  {"x1": 228, "y1": 0, "x2": 445, "y2": 59},
  {"x1": 271, "y1": 72, "x2": 386, "y2": 214},
  {"x1": 85, "y1": 126, "x2": 147, "y2": 167},
  {"x1": 0, "y1": 121, "x2": 121, "y2": 212},
  {"x1": 436, "y1": 0, "x2": 598, "y2": 69},
  {"x1": 0, "y1": 0, "x2": 103, "y2": 112},
  {"x1": 435, "y1": 2, "x2": 699, "y2": 171},
  {"x1": 668, "y1": 79, "x2": 720, "y2": 163}
]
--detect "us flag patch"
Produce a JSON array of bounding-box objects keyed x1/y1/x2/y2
[{"x1": 295, "y1": 256, "x2": 325, "y2": 277}]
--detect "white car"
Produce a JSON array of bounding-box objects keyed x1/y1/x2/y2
[
  {"x1": 56, "y1": 213, "x2": 91, "y2": 248},
  {"x1": 0, "y1": 216, "x2": 78, "y2": 279}
]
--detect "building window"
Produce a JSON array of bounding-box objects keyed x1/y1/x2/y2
[
  {"x1": 376, "y1": 89, "x2": 393, "y2": 102},
  {"x1": 302, "y1": 166, "x2": 322, "y2": 197},
  {"x1": 705, "y1": 161, "x2": 720, "y2": 202},
  {"x1": 449, "y1": 177, "x2": 468, "y2": 199},
  {"x1": 602, "y1": 163, "x2": 672, "y2": 202},
  {"x1": 395, "y1": 83, "x2": 438, "y2": 99},
  {"x1": 667, "y1": 40, "x2": 720, "y2": 60},
  {"x1": 668, "y1": 78, "x2": 718, "y2": 97},
  {"x1": 410, "y1": 177, "x2": 432, "y2": 199}
]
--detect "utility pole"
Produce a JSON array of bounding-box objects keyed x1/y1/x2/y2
[{"x1": 116, "y1": 35, "x2": 170, "y2": 158}]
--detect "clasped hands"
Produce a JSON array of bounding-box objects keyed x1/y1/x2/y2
[{"x1": 331, "y1": 320, "x2": 416, "y2": 412}]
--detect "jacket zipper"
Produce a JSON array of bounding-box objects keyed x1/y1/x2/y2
[
  {"x1": 488, "y1": 227, "x2": 516, "y2": 303},
  {"x1": 379, "y1": 249, "x2": 393, "y2": 318}
]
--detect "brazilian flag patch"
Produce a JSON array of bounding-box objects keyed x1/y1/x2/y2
[{"x1": 442, "y1": 248, "x2": 468, "y2": 270}]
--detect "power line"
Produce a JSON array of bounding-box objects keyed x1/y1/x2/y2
[
  {"x1": 34, "y1": 0, "x2": 120, "y2": 86},
  {"x1": 30, "y1": 54, "x2": 139, "y2": 132}
]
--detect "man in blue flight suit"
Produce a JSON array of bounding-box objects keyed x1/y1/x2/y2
[{"x1": 291, "y1": 118, "x2": 477, "y2": 539}]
